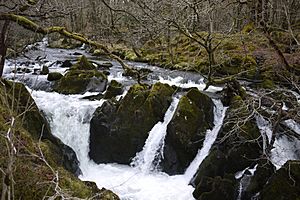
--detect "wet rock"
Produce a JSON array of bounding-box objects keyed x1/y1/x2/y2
[
  {"x1": 89, "y1": 83, "x2": 175, "y2": 164},
  {"x1": 40, "y1": 65, "x2": 49, "y2": 75},
  {"x1": 21, "y1": 68, "x2": 32, "y2": 73},
  {"x1": 98, "y1": 62, "x2": 113, "y2": 69},
  {"x1": 161, "y1": 88, "x2": 214, "y2": 175},
  {"x1": 82, "y1": 93, "x2": 104, "y2": 101},
  {"x1": 260, "y1": 160, "x2": 300, "y2": 200},
  {"x1": 71, "y1": 55, "x2": 96, "y2": 70},
  {"x1": 54, "y1": 69, "x2": 107, "y2": 94},
  {"x1": 60, "y1": 60, "x2": 72, "y2": 68},
  {"x1": 104, "y1": 80, "x2": 123, "y2": 99},
  {"x1": 242, "y1": 160, "x2": 275, "y2": 199},
  {"x1": 192, "y1": 96, "x2": 262, "y2": 200},
  {"x1": 54, "y1": 56, "x2": 107, "y2": 94},
  {"x1": 73, "y1": 52, "x2": 82, "y2": 56},
  {"x1": 193, "y1": 175, "x2": 236, "y2": 200},
  {"x1": 219, "y1": 80, "x2": 246, "y2": 106},
  {"x1": 47, "y1": 72, "x2": 63, "y2": 81}
]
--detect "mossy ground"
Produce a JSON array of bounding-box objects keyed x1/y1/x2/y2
[{"x1": 95, "y1": 31, "x2": 300, "y2": 89}]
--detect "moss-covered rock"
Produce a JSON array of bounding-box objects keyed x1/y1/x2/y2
[
  {"x1": 161, "y1": 88, "x2": 214, "y2": 174},
  {"x1": 260, "y1": 161, "x2": 300, "y2": 200},
  {"x1": 71, "y1": 55, "x2": 96, "y2": 70},
  {"x1": 192, "y1": 95, "x2": 262, "y2": 200},
  {"x1": 193, "y1": 176, "x2": 237, "y2": 200},
  {"x1": 89, "y1": 82, "x2": 175, "y2": 164},
  {"x1": 0, "y1": 79, "x2": 119, "y2": 200},
  {"x1": 104, "y1": 80, "x2": 123, "y2": 99},
  {"x1": 54, "y1": 69, "x2": 107, "y2": 94},
  {"x1": 47, "y1": 72, "x2": 63, "y2": 81}
]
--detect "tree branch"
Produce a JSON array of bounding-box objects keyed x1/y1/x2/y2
[{"x1": 0, "y1": 13, "x2": 131, "y2": 72}]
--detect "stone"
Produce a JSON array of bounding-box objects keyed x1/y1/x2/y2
[
  {"x1": 47, "y1": 72, "x2": 63, "y2": 81},
  {"x1": 161, "y1": 88, "x2": 214, "y2": 175},
  {"x1": 89, "y1": 83, "x2": 175, "y2": 164}
]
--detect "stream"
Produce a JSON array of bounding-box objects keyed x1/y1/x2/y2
[{"x1": 3, "y1": 39, "x2": 300, "y2": 200}]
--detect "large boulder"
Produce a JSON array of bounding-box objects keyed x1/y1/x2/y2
[
  {"x1": 161, "y1": 88, "x2": 214, "y2": 175},
  {"x1": 54, "y1": 70, "x2": 107, "y2": 94},
  {"x1": 260, "y1": 160, "x2": 300, "y2": 200},
  {"x1": 192, "y1": 96, "x2": 262, "y2": 200},
  {"x1": 54, "y1": 56, "x2": 107, "y2": 94},
  {"x1": 89, "y1": 82, "x2": 175, "y2": 164}
]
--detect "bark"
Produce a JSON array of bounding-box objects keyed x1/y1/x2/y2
[{"x1": 0, "y1": 21, "x2": 10, "y2": 78}]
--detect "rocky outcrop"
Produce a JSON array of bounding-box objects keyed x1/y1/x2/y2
[
  {"x1": 89, "y1": 82, "x2": 175, "y2": 164},
  {"x1": 54, "y1": 56, "x2": 107, "y2": 94},
  {"x1": 161, "y1": 88, "x2": 214, "y2": 175},
  {"x1": 192, "y1": 96, "x2": 262, "y2": 200}
]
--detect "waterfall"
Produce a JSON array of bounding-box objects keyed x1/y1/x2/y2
[
  {"x1": 31, "y1": 91, "x2": 104, "y2": 167},
  {"x1": 184, "y1": 99, "x2": 228, "y2": 182},
  {"x1": 131, "y1": 97, "x2": 180, "y2": 173}
]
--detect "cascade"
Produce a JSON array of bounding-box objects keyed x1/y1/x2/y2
[
  {"x1": 131, "y1": 97, "x2": 180, "y2": 173},
  {"x1": 5, "y1": 43, "x2": 230, "y2": 200}
]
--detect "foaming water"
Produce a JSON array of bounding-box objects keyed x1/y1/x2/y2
[
  {"x1": 32, "y1": 89, "x2": 228, "y2": 200},
  {"x1": 131, "y1": 97, "x2": 180, "y2": 173},
  {"x1": 32, "y1": 90, "x2": 196, "y2": 200}
]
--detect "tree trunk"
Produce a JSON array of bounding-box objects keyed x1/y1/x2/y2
[{"x1": 0, "y1": 21, "x2": 10, "y2": 78}]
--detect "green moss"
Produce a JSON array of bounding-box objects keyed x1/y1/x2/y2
[
  {"x1": 260, "y1": 79, "x2": 275, "y2": 89},
  {"x1": 54, "y1": 69, "x2": 107, "y2": 94},
  {"x1": 261, "y1": 161, "x2": 300, "y2": 200},
  {"x1": 71, "y1": 55, "x2": 96, "y2": 70},
  {"x1": 242, "y1": 22, "x2": 255, "y2": 34}
]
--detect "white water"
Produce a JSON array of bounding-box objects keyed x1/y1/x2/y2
[
  {"x1": 131, "y1": 97, "x2": 180, "y2": 173},
  {"x1": 184, "y1": 99, "x2": 228, "y2": 181},
  {"x1": 255, "y1": 114, "x2": 273, "y2": 154},
  {"x1": 255, "y1": 114, "x2": 300, "y2": 169},
  {"x1": 31, "y1": 90, "x2": 195, "y2": 200},
  {"x1": 30, "y1": 87, "x2": 228, "y2": 200},
  {"x1": 8, "y1": 41, "x2": 228, "y2": 199}
]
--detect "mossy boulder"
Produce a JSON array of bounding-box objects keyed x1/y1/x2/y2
[
  {"x1": 192, "y1": 95, "x2": 262, "y2": 200},
  {"x1": 193, "y1": 176, "x2": 237, "y2": 200},
  {"x1": 161, "y1": 88, "x2": 214, "y2": 175},
  {"x1": 54, "y1": 69, "x2": 107, "y2": 94},
  {"x1": 71, "y1": 55, "x2": 96, "y2": 70},
  {"x1": 104, "y1": 80, "x2": 123, "y2": 99},
  {"x1": 260, "y1": 160, "x2": 300, "y2": 200},
  {"x1": 47, "y1": 72, "x2": 63, "y2": 81},
  {"x1": 89, "y1": 82, "x2": 175, "y2": 164}
]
